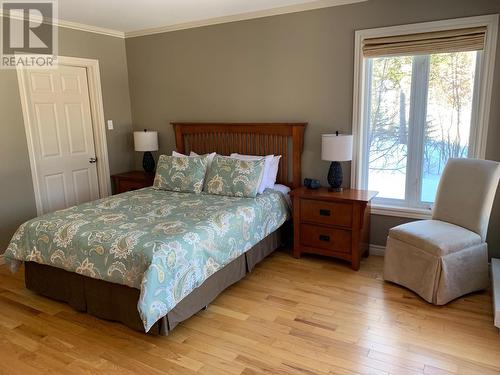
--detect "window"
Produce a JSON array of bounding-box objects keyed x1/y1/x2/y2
[
  {"x1": 366, "y1": 51, "x2": 477, "y2": 205},
  {"x1": 352, "y1": 16, "x2": 498, "y2": 218}
]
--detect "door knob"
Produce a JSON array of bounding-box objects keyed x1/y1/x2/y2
[{"x1": 89, "y1": 157, "x2": 97, "y2": 164}]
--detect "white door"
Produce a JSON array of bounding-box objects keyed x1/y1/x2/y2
[{"x1": 21, "y1": 65, "x2": 100, "y2": 213}]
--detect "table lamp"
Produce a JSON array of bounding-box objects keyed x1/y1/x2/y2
[
  {"x1": 321, "y1": 132, "x2": 353, "y2": 192},
  {"x1": 134, "y1": 129, "x2": 158, "y2": 173}
]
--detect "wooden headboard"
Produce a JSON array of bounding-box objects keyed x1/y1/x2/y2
[{"x1": 172, "y1": 122, "x2": 307, "y2": 188}]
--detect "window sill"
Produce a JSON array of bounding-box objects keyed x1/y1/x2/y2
[{"x1": 371, "y1": 204, "x2": 432, "y2": 220}]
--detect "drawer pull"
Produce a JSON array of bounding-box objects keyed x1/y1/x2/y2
[
  {"x1": 319, "y1": 209, "x2": 331, "y2": 216},
  {"x1": 319, "y1": 234, "x2": 330, "y2": 242}
]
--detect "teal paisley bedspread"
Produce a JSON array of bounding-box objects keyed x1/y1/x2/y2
[{"x1": 5, "y1": 188, "x2": 289, "y2": 331}]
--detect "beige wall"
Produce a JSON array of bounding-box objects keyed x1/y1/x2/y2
[
  {"x1": 126, "y1": 0, "x2": 500, "y2": 255},
  {"x1": 0, "y1": 24, "x2": 133, "y2": 252}
]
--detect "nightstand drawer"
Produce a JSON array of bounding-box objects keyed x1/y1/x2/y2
[
  {"x1": 301, "y1": 199, "x2": 352, "y2": 227},
  {"x1": 300, "y1": 224, "x2": 351, "y2": 254}
]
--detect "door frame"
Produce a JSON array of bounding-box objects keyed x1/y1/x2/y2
[{"x1": 17, "y1": 55, "x2": 111, "y2": 215}]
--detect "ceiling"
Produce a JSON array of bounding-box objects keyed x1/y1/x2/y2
[{"x1": 54, "y1": 0, "x2": 366, "y2": 37}]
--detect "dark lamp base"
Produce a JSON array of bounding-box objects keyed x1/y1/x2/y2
[
  {"x1": 327, "y1": 161, "x2": 343, "y2": 191},
  {"x1": 328, "y1": 187, "x2": 343, "y2": 192},
  {"x1": 143, "y1": 151, "x2": 156, "y2": 173}
]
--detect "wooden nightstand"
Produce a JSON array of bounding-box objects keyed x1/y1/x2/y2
[
  {"x1": 111, "y1": 171, "x2": 155, "y2": 194},
  {"x1": 291, "y1": 187, "x2": 377, "y2": 270}
]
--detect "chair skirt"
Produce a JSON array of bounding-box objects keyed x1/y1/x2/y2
[{"x1": 383, "y1": 236, "x2": 489, "y2": 305}]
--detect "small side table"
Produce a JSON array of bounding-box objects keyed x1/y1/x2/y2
[
  {"x1": 111, "y1": 171, "x2": 155, "y2": 194},
  {"x1": 290, "y1": 187, "x2": 377, "y2": 270}
]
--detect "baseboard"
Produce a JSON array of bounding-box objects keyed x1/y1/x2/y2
[{"x1": 369, "y1": 244, "x2": 385, "y2": 256}]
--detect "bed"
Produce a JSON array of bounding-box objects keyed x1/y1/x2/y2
[{"x1": 5, "y1": 122, "x2": 306, "y2": 335}]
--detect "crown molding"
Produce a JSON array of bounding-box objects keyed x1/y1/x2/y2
[
  {"x1": 0, "y1": 9, "x2": 125, "y2": 38},
  {"x1": 54, "y1": 18, "x2": 125, "y2": 38},
  {"x1": 1, "y1": 0, "x2": 365, "y2": 39},
  {"x1": 125, "y1": 0, "x2": 367, "y2": 38}
]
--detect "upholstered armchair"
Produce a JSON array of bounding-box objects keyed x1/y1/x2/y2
[{"x1": 384, "y1": 158, "x2": 500, "y2": 305}]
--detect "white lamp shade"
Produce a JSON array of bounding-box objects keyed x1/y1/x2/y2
[
  {"x1": 134, "y1": 131, "x2": 158, "y2": 152},
  {"x1": 321, "y1": 134, "x2": 353, "y2": 161}
]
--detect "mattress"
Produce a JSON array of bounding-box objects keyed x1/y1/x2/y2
[{"x1": 5, "y1": 187, "x2": 290, "y2": 331}]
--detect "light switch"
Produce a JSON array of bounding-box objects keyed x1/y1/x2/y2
[{"x1": 107, "y1": 120, "x2": 114, "y2": 130}]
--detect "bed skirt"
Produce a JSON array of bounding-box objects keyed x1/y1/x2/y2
[{"x1": 24, "y1": 227, "x2": 284, "y2": 335}]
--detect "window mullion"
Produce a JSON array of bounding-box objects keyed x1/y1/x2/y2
[
  {"x1": 468, "y1": 51, "x2": 482, "y2": 158},
  {"x1": 406, "y1": 55, "x2": 430, "y2": 208},
  {"x1": 361, "y1": 59, "x2": 373, "y2": 189}
]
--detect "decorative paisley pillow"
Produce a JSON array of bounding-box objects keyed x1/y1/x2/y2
[
  {"x1": 203, "y1": 155, "x2": 265, "y2": 198},
  {"x1": 153, "y1": 155, "x2": 208, "y2": 194}
]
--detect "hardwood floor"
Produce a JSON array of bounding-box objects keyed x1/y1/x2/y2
[{"x1": 0, "y1": 251, "x2": 498, "y2": 375}]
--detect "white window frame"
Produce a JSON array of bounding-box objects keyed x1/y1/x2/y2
[{"x1": 351, "y1": 14, "x2": 499, "y2": 219}]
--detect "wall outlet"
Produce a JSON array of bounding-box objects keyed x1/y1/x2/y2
[{"x1": 107, "y1": 120, "x2": 114, "y2": 130}]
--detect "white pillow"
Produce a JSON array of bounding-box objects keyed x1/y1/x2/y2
[
  {"x1": 271, "y1": 183, "x2": 290, "y2": 195},
  {"x1": 171, "y1": 151, "x2": 216, "y2": 168},
  {"x1": 268, "y1": 155, "x2": 281, "y2": 187},
  {"x1": 190, "y1": 151, "x2": 216, "y2": 168},
  {"x1": 271, "y1": 183, "x2": 291, "y2": 208},
  {"x1": 230, "y1": 153, "x2": 274, "y2": 194}
]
